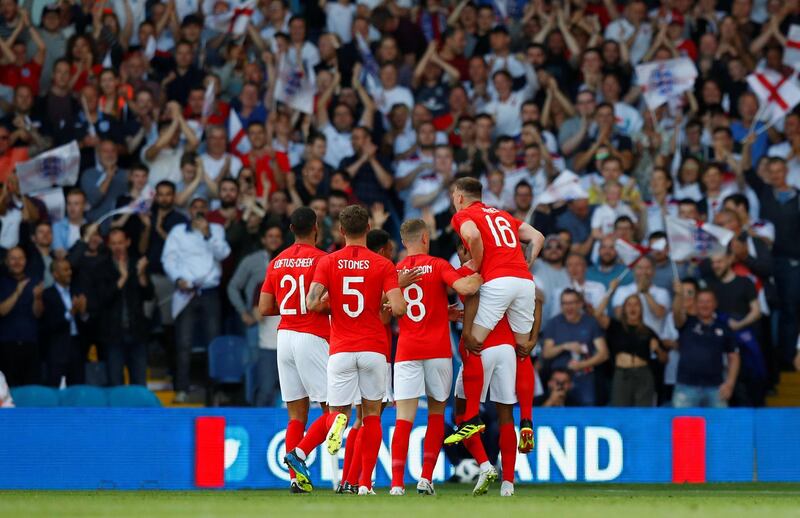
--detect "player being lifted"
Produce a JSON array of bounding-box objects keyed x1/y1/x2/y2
[
  {"x1": 284, "y1": 205, "x2": 406, "y2": 495},
  {"x1": 260, "y1": 208, "x2": 331, "y2": 494},
  {"x1": 390, "y1": 219, "x2": 482, "y2": 496},
  {"x1": 446, "y1": 177, "x2": 545, "y2": 445}
]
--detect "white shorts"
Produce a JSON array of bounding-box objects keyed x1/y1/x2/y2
[
  {"x1": 327, "y1": 351, "x2": 386, "y2": 407},
  {"x1": 277, "y1": 329, "x2": 329, "y2": 403},
  {"x1": 474, "y1": 277, "x2": 536, "y2": 335},
  {"x1": 354, "y1": 362, "x2": 393, "y2": 404},
  {"x1": 393, "y1": 358, "x2": 453, "y2": 402},
  {"x1": 455, "y1": 344, "x2": 517, "y2": 404}
]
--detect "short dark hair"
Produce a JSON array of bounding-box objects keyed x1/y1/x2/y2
[
  {"x1": 367, "y1": 228, "x2": 391, "y2": 253},
  {"x1": 65, "y1": 187, "x2": 85, "y2": 200},
  {"x1": 560, "y1": 288, "x2": 583, "y2": 303},
  {"x1": 290, "y1": 207, "x2": 317, "y2": 238},
  {"x1": 219, "y1": 177, "x2": 238, "y2": 191},
  {"x1": 723, "y1": 193, "x2": 749, "y2": 211},
  {"x1": 180, "y1": 152, "x2": 198, "y2": 169},
  {"x1": 453, "y1": 177, "x2": 482, "y2": 199},
  {"x1": 614, "y1": 215, "x2": 635, "y2": 228},
  {"x1": 328, "y1": 189, "x2": 349, "y2": 202},
  {"x1": 156, "y1": 180, "x2": 176, "y2": 193},
  {"x1": 339, "y1": 205, "x2": 370, "y2": 237}
]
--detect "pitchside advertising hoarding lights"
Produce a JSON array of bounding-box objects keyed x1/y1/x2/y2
[{"x1": 1, "y1": 408, "x2": 799, "y2": 489}]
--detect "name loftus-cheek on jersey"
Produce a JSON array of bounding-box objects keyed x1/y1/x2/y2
[
  {"x1": 273, "y1": 257, "x2": 315, "y2": 269},
  {"x1": 337, "y1": 259, "x2": 371, "y2": 269}
]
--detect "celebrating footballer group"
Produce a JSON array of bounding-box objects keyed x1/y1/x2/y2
[{"x1": 259, "y1": 176, "x2": 545, "y2": 497}]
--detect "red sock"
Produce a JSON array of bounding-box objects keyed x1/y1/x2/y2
[
  {"x1": 516, "y1": 356, "x2": 535, "y2": 423},
  {"x1": 359, "y1": 415, "x2": 383, "y2": 489},
  {"x1": 345, "y1": 427, "x2": 364, "y2": 485},
  {"x1": 391, "y1": 419, "x2": 412, "y2": 487},
  {"x1": 296, "y1": 410, "x2": 335, "y2": 457},
  {"x1": 421, "y1": 413, "x2": 444, "y2": 481},
  {"x1": 462, "y1": 352, "x2": 484, "y2": 421},
  {"x1": 285, "y1": 419, "x2": 305, "y2": 479},
  {"x1": 463, "y1": 434, "x2": 489, "y2": 465},
  {"x1": 342, "y1": 426, "x2": 360, "y2": 484},
  {"x1": 499, "y1": 423, "x2": 517, "y2": 483}
]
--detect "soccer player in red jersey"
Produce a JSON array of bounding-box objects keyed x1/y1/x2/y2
[
  {"x1": 285, "y1": 205, "x2": 406, "y2": 496},
  {"x1": 259, "y1": 208, "x2": 331, "y2": 493},
  {"x1": 447, "y1": 177, "x2": 544, "y2": 443},
  {"x1": 389, "y1": 219, "x2": 482, "y2": 496}
]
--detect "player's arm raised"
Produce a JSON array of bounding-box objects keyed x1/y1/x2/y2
[
  {"x1": 518, "y1": 222, "x2": 545, "y2": 265},
  {"x1": 306, "y1": 282, "x2": 330, "y2": 313},
  {"x1": 457, "y1": 220, "x2": 484, "y2": 272}
]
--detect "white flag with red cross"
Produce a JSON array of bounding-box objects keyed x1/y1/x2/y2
[
  {"x1": 784, "y1": 25, "x2": 800, "y2": 69},
  {"x1": 746, "y1": 70, "x2": 800, "y2": 127},
  {"x1": 227, "y1": 109, "x2": 251, "y2": 156}
]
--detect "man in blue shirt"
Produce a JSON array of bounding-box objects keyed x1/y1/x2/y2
[
  {"x1": 541, "y1": 288, "x2": 609, "y2": 405},
  {"x1": 671, "y1": 281, "x2": 740, "y2": 408}
]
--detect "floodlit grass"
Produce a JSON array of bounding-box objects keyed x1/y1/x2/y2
[{"x1": 2, "y1": 483, "x2": 800, "y2": 518}]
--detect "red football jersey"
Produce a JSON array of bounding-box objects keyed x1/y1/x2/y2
[
  {"x1": 395, "y1": 254, "x2": 464, "y2": 362},
  {"x1": 261, "y1": 243, "x2": 330, "y2": 340},
  {"x1": 451, "y1": 201, "x2": 532, "y2": 282},
  {"x1": 312, "y1": 245, "x2": 399, "y2": 356}
]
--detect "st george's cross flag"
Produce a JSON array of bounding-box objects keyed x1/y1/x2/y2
[
  {"x1": 204, "y1": 0, "x2": 255, "y2": 36},
  {"x1": 636, "y1": 58, "x2": 698, "y2": 110},
  {"x1": 228, "y1": 109, "x2": 251, "y2": 156},
  {"x1": 747, "y1": 70, "x2": 800, "y2": 127},
  {"x1": 784, "y1": 25, "x2": 800, "y2": 69},
  {"x1": 665, "y1": 215, "x2": 734, "y2": 261}
]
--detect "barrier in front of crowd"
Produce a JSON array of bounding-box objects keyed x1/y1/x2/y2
[{"x1": 1, "y1": 407, "x2": 797, "y2": 489}]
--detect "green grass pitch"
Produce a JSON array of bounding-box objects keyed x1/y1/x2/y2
[{"x1": 3, "y1": 484, "x2": 800, "y2": 518}]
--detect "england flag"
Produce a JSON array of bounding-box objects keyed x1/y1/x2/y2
[
  {"x1": 16, "y1": 141, "x2": 81, "y2": 194},
  {"x1": 636, "y1": 58, "x2": 698, "y2": 110},
  {"x1": 534, "y1": 170, "x2": 589, "y2": 206},
  {"x1": 665, "y1": 216, "x2": 734, "y2": 261},
  {"x1": 274, "y1": 53, "x2": 315, "y2": 114},
  {"x1": 228, "y1": 109, "x2": 251, "y2": 156},
  {"x1": 784, "y1": 25, "x2": 800, "y2": 69},
  {"x1": 746, "y1": 70, "x2": 800, "y2": 127}
]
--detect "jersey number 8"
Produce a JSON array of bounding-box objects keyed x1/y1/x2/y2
[{"x1": 403, "y1": 283, "x2": 426, "y2": 322}]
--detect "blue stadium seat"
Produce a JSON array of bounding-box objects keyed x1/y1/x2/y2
[
  {"x1": 10, "y1": 385, "x2": 60, "y2": 407},
  {"x1": 58, "y1": 385, "x2": 109, "y2": 407},
  {"x1": 208, "y1": 335, "x2": 251, "y2": 384},
  {"x1": 107, "y1": 386, "x2": 162, "y2": 407}
]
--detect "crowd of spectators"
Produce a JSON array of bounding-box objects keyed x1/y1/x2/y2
[{"x1": 0, "y1": 0, "x2": 798, "y2": 407}]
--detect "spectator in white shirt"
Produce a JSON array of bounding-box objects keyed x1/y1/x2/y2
[
  {"x1": 591, "y1": 181, "x2": 638, "y2": 237},
  {"x1": 201, "y1": 125, "x2": 243, "y2": 181},
  {"x1": 142, "y1": 102, "x2": 200, "y2": 186},
  {"x1": 551, "y1": 253, "x2": 608, "y2": 320},
  {"x1": 161, "y1": 197, "x2": 231, "y2": 401},
  {"x1": 611, "y1": 256, "x2": 671, "y2": 338},
  {"x1": 604, "y1": 0, "x2": 653, "y2": 64}
]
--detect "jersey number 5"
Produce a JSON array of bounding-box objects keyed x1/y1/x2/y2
[
  {"x1": 485, "y1": 215, "x2": 517, "y2": 248},
  {"x1": 342, "y1": 276, "x2": 364, "y2": 317},
  {"x1": 279, "y1": 274, "x2": 307, "y2": 315}
]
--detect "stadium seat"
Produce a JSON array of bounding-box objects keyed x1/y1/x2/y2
[
  {"x1": 58, "y1": 385, "x2": 108, "y2": 407},
  {"x1": 107, "y1": 386, "x2": 162, "y2": 408},
  {"x1": 9, "y1": 385, "x2": 60, "y2": 407},
  {"x1": 208, "y1": 335, "x2": 252, "y2": 383}
]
